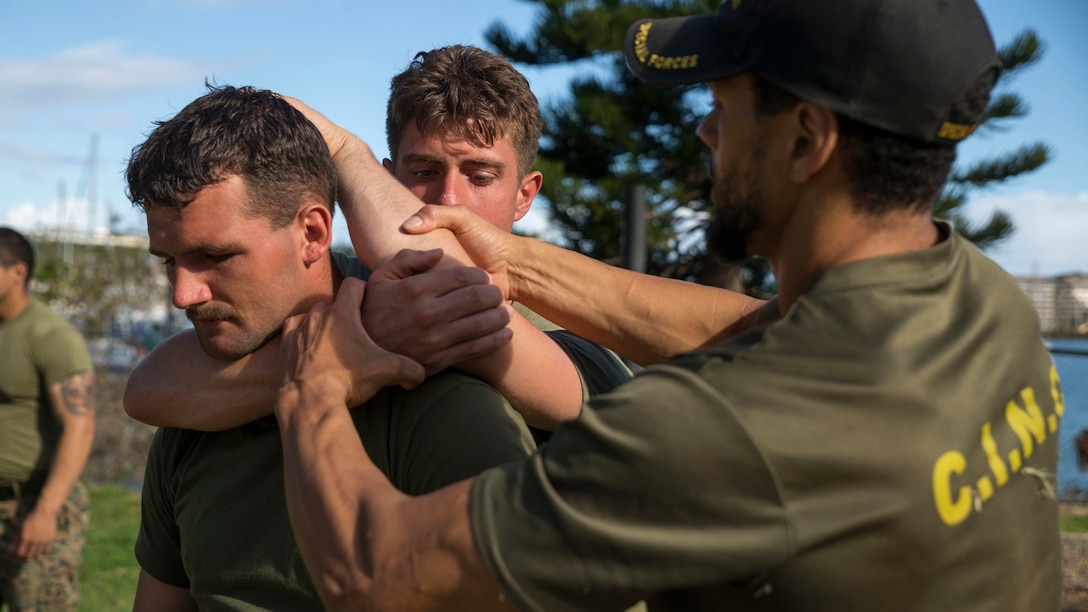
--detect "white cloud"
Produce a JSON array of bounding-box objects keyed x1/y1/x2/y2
[
  {"x1": 3, "y1": 198, "x2": 115, "y2": 235},
  {"x1": 0, "y1": 41, "x2": 202, "y2": 112},
  {"x1": 968, "y1": 190, "x2": 1088, "y2": 277}
]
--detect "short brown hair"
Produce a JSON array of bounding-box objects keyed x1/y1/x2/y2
[
  {"x1": 386, "y1": 45, "x2": 542, "y2": 177},
  {"x1": 126, "y1": 84, "x2": 337, "y2": 228}
]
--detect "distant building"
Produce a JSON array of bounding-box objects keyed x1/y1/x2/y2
[
  {"x1": 1057, "y1": 275, "x2": 1088, "y2": 334},
  {"x1": 1018, "y1": 274, "x2": 1088, "y2": 335}
]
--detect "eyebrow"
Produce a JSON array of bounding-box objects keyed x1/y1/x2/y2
[
  {"x1": 401, "y1": 153, "x2": 506, "y2": 171},
  {"x1": 149, "y1": 243, "x2": 241, "y2": 259}
]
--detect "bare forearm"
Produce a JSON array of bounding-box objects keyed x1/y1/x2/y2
[
  {"x1": 335, "y1": 140, "x2": 471, "y2": 268},
  {"x1": 334, "y1": 139, "x2": 583, "y2": 425},
  {"x1": 274, "y1": 381, "x2": 502, "y2": 611},
  {"x1": 455, "y1": 315, "x2": 582, "y2": 429},
  {"x1": 510, "y1": 237, "x2": 775, "y2": 365},
  {"x1": 38, "y1": 372, "x2": 95, "y2": 515},
  {"x1": 124, "y1": 330, "x2": 281, "y2": 430}
]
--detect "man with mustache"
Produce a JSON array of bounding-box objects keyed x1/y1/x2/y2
[{"x1": 125, "y1": 84, "x2": 540, "y2": 610}]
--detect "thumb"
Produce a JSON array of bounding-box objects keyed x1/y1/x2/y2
[{"x1": 401, "y1": 204, "x2": 467, "y2": 235}]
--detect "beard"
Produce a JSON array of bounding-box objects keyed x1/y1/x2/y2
[{"x1": 705, "y1": 154, "x2": 766, "y2": 264}]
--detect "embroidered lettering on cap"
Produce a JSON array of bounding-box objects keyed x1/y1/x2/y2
[
  {"x1": 648, "y1": 54, "x2": 699, "y2": 70},
  {"x1": 937, "y1": 121, "x2": 979, "y2": 141},
  {"x1": 634, "y1": 22, "x2": 651, "y2": 64},
  {"x1": 634, "y1": 22, "x2": 698, "y2": 70}
]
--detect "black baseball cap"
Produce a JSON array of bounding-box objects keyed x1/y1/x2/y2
[{"x1": 623, "y1": 0, "x2": 1001, "y2": 144}]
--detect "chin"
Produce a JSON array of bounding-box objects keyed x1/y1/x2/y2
[{"x1": 195, "y1": 332, "x2": 249, "y2": 361}]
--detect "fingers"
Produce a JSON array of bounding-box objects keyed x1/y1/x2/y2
[
  {"x1": 369, "y1": 266, "x2": 497, "y2": 311},
  {"x1": 367, "y1": 248, "x2": 445, "y2": 282},
  {"x1": 282, "y1": 312, "x2": 306, "y2": 336},
  {"x1": 335, "y1": 277, "x2": 367, "y2": 319},
  {"x1": 418, "y1": 325, "x2": 514, "y2": 378},
  {"x1": 14, "y1": 536, "x2": 51, "y2": 560}
]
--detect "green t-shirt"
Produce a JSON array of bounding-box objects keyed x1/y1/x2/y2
[
  {"x1": 472, "y1": 228, "x2": 1062, "y2": 611},
  {"x1": 0, "y1": 299, "x2": 92, "y2": 482},
  {"x1": 136, "y1": 370, "x2": 535, "y2": 610}
]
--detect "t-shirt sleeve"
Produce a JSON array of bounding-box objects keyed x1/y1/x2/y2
[
  {"x1": 35, "y1": 321, "x2": 92, "y2": 387},
  {"x1": 134, "y1": 428, "x2": 191, "y2": 588},
  {"x1": 470, "y1": 364, "x2": 792, "y2": 611},
  {"x1": 545, "y1": 330, "x2": 635, "y2": 398},
  {"x1": 393, "y1": 375, "x2": 537, "y2": 496}
]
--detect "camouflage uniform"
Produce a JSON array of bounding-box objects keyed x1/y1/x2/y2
[{"x1": 0, "y1": 483, "x2": 89, "y2": 612}]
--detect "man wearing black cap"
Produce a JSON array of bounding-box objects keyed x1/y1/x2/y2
[{"x1": 269, "y1": 1, "x2": 1062, "y2": 609}]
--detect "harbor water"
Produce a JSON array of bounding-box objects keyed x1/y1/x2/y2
[{"x1": 1050, "y1": 338, "x2": 1088, "y2": 500}]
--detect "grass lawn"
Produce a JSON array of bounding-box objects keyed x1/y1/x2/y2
[
  {"x1": 1065, "y1": 511, "x2": 1088, "y2": 534},
  {"x1": 67, "y1": 482, "x2": 1088, "y2": 611},
  {"x1": 81, "y1": 483, "x2": 141, "y2": 611}
]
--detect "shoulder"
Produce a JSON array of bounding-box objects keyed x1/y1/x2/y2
[
  {"x1": 388, "y1": 370, "x2": 514, "y2": 419},
  {"x1": 18, "y1": 301, "x2": 93, "y2": 375},
  {"x1": 377, "y1": 371, "x2": 535, "y2": 493}
]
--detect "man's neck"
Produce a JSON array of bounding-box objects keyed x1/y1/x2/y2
[
  {"x1": 0, "y1": 290, "x2": 31, "y2": 323},
  {"x1": 771, "y1": 194, "x2": 940, "y2": 312}
]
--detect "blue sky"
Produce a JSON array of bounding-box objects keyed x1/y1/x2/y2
[{"x1": 1, "y1": 0, "x2": 1085, "y2": 277}]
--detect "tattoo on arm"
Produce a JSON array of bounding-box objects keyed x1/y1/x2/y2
[{"x1": 56, "y1": 371, "x2": 96, "y2": 417}]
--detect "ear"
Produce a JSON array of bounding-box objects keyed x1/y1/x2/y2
[
  {"x1": 298, "y1": 203, "x2": 334, "y2": 266},
  {"x1": 513, "y1": 170, "x2": 543, "y2": 222},
  {"x1": 785, "y1": 103, "x2": 839, "y2": 184},
  {"x1": 8, "y1": 260, "x2": 28, "y2": 286},
  {"x1": 382, "y1": 158, "x2": 395, "y2": 173}
]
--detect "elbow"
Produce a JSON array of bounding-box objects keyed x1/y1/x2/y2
[{"x1": 122, "y1": 373, "x2": 152, "y2": 423}]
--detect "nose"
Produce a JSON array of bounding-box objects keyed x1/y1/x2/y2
[
  {"x1": 436, "y1": 174, "x2": 464, "y2": 207},
  {"x1": 170, "y1": 266, "x2": 211, "y2": 309}
]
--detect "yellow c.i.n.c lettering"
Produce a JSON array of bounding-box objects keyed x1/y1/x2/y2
[{"x1": 932, "y1": 364, "x2": 1063, "y2": 526}]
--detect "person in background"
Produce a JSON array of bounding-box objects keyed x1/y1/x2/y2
[
  {"x1": 270, "y1": 0, "x2": 1062, "y2": 609},
  {"x1": 124, "y1": 85, "x2": 536, "y2": 610},
  {"x1": 0, "y1": 227, "x2": 96, "y2": 612},
  {"x1": 123, "y1": 45, "x2": 631, "y2": 438}
]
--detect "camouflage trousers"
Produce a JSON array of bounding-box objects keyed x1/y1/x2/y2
[{"x1": 0, "y1": 482, "x2": 89, "y2": 612}]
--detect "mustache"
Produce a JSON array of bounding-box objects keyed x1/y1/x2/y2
[{"x1": 186, "y1": 304, "x2": 235, "y2": 323}]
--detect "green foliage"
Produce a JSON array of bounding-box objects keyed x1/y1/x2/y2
[
  {"x1": 27, "y1": 234, "x2": 169, "y2": 340},
  {"x1": 489, "y1": 0, "x2": 733, "y2": 285},
  {"x1": 80, "y1": 483, "x2": 141, "y2": 611},
  {"x1": 489, "y1": 3, "x2": 1049, "y2": 290}
]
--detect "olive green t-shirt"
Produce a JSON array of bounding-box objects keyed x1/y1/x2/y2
[
  {"x1": 0, "y1": 300, "x2": 93, "y2": 482},
  {"x1": 472, "y1": 228, "x2": 1062, "y2": 611},
  {"x1": 136, "y1": 371, "x2": 535, "y2": 610}
]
